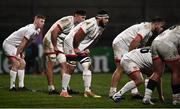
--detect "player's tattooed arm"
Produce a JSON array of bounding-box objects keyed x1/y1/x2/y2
[
  {"x1": 73, "y1": 27, "x2": 86, "y2": 53},
  {"x1": 16, "y1": 37, "x2": 29, "y2": 58}
]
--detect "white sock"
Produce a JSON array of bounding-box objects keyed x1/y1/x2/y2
[
  {"x1": 83, "y1": 70, "x2": 92, "y2": 92},
  {"x1": 10, "y1": 70, "x2": 17, "y2": 89},
  {"x1": 67, "y1": 85, "x2": 71, "y2": 90},
  {"x1": 48, "y1": 85, "x2": 55, "y2": 91},
  {"x1": 145, "y1": 79, "x2": 149, "y2": 88},
  {"x1": 110, "y1": 87, "x2": 117, "y2": 93},
  {"x1": 62, "y1": 73, "x2": 71, "y2": 92},
  {"x1": 18, "y1": 69, "x2": 25, "y2": 88},
  {"x1": 144, "y1": 88, "x2": 152, "y2": 100},
  {"x1": 119, "y1": 80, "x2": 136, "y2": 96},
  {"x1": 109, "y1": 87, "x2": 117, "y2": 97},
  {"x1": 131, "y1": 87, "x2": 139, "y2": 95}
]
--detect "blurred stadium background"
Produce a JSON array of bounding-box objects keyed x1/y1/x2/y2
[{"x1": 0, "y1": 0, "x2": 180, "y2": 74}]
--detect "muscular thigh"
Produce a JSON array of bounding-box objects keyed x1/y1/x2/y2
[{"x1": 121, "y1": 58, "x2": 140, "y2": 75}]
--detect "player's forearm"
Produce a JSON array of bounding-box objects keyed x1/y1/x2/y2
[
  {"x1": 16, "y1": 37, "x2": 29, "y2": 56},
  {"x1": 51, "y1": 26, "x2": 62, "y2": 49},
  {"x1": 51, "y1": 32, "x2": 58, "y2": 49},
  {"x1": 73, "y1": 28, "x2": 86, "y2": 49},
  {"x1": 129, "y1": 41, "x2": 139, "y2": 51},
  {"x1": 129, "y1": 35, "x2": 142, "y2": 51}
]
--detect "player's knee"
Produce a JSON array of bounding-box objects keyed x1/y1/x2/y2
[
  {"x1": 130, "y1": 72, "x2": 144, "y2": 86},
  {"x1": 66, "y1": 64, "x2": 75, "y2": 74},
  {"x1": 11, "y1": 61, "x2": 20, "y2": 70},
  {"x1": 19, "y1": 59, "x2": 26, "y2": 69}
]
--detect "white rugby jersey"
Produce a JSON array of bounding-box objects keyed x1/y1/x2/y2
[
  {"x1": 44, "y1": 16, "x2": 74, "y2": 41},
  {"x1": 4, "y1": 24, "x2": 40, "y2": 46},
  {"x1": 64, "y1": 17, "x2": 104, "y2": 51},
  {"x1": 154, "y1": 25, "x2": 180, "y2": 48},
  {"x1": 122, "y1": 47, "x2": 152, "y2": 69},
  {"x1": 113, "y1": 22, "x2": 152, "y2": 49}
]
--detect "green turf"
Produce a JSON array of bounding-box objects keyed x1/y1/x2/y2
[{"x1": 0, "y1": 73, "x2": 179, "y2": 108}]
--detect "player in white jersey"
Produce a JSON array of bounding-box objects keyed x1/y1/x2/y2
[
  {"x1": 112, "y1": 47, "x2": 164, "y2": 103},
  {"x1": 59, "y1": 10, "x2": 109, "y2": 98},
  {"x1": 109, "y1": 17, "x2": 165, "y2": 98},
  {"x1": 43, "y1": 10, "x2": 86, "y2": 95},
  {"x1": 2, "y1": 15, "x2": 46, "y2": 91},
  {"x1": 143, "y1": 25, "x2": 180, "y2": 105}
]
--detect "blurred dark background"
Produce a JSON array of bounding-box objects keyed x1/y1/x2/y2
[
  {"x1": 0, "y1": 0, "x2": 180, "y2": 47},
  {"x1": 0, "y1": 0, "x2": 180, "y2": 74}
]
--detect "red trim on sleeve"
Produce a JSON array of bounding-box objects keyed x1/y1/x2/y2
[{"x1": 152, "y1": 56, "x2": 161, "y2": 61}]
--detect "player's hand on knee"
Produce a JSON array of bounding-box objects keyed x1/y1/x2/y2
[{"x1": 84, "y1": 49, "x2": 90, "y2": 54}]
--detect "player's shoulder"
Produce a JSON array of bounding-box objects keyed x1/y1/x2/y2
[
  {"x1": 140, "y1": 22, "x2": 151, "y2": 29},
  {"x1": 60, "y1": 16, "x2": 73, "y2": 23},
  {"x1": 20, "y1": 24, "x2": 36, "y2": 33},
  {"x1": 83, "y1": 17, "x2": 96, "y2": 28}
]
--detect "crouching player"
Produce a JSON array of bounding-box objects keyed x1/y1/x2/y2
[
  {"x1": 143, "y1": 25, "x2": 180, "y2": 105},
  {"x1": 112, "y1": 47, "x2": 164, "y2": 104}
]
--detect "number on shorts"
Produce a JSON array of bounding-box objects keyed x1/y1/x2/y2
[{"x1": 140, "y1": 47, "x2": 150, "y2": 53}]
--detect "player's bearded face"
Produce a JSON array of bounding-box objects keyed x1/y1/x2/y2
[
  {"x1": 155, "y1": 22, "x2": 165, "y2": 33},
  {"x1": 99, "y1": 18, "x2": 109, "y2": 28}
]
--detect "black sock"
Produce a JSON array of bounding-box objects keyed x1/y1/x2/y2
[
  {"x1": 172, "y1": 84, "x2": 180, "y2": 94},
  {"x1": 147, "y1": 79, "x2": 157, "y2": 91}
]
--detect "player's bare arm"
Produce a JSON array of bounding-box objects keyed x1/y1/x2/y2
[
  {"x1": 51, "y1": 25, "x2": 63, "y2": 51},
  {"x1": 73, "y1": 27, "x2": 86, "y2": 53},
  {"x1": 16, "y1": 37, "x2": 29, "y2": 58},
  {"x1": 129, "y1": 34, "x2": 142, "y2": 51}
]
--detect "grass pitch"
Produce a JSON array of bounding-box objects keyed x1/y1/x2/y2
[{"x1": 0, "y1": 73, "x2": 179, "y2": 108}]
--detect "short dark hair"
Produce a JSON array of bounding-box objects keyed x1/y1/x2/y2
[
  {"x1": 96, "y1": 10, "x2": 109, "y2": 18},
  {"x1": 97, "y1": 10, "x2": 109, "y2": 15},
  {"x1": 35, "y1": 14, "x2": 46, "y2": 19},
  {"x1": 74, "y1": 10, "x2": 86, "y2": 16},
  {"x1": 151, "y1": 16, "x2": 165, "y2": 23}
]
